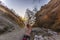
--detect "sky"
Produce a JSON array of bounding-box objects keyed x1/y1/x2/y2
[{"x1": 0, "y1": 0, "x2": 50, "y2": 17}]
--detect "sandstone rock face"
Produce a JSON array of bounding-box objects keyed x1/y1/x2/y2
[
  {"x1": 33, "y1": 0, "x2": 60, "y2": 32},
  {"x1": 0, "y1": 4, "x2": 24, "y2": 34},
  {"x1": 0, "y1": 4, "x2": 24, "y2": 27},
  {"x1": 0, "y1": 4, "x2": 25, "y2": 40}
]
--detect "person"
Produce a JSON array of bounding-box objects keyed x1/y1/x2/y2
[{"x1": 22, "y1": 24, "x2": 32, "y2": 40}]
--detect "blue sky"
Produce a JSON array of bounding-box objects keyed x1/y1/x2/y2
[{"x1": 0, "y1": 0, "x2": 50, "y2": 17}]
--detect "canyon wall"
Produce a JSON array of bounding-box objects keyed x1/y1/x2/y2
[{"x1": 33, "y1": 0, "x2": 60, "y2": 32}]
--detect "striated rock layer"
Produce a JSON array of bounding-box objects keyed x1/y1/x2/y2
[
  {"x1": 33, "y1": 0, "x2": 60, "y2": 32},
  {"x1": 0, "y1": 4, "x2": 24, "y2": 34}
]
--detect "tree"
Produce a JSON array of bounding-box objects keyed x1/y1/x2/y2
[
  {"x1": 33, "y1": 7, "x2": 38, "y2": 14},
  {"x1": 25, "y1": 8, "x2": 37, "y2": 26}
]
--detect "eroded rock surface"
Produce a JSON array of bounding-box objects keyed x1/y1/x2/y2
[{"x1": 33, "y1": 0, "x2": 60, "y2": 32}]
